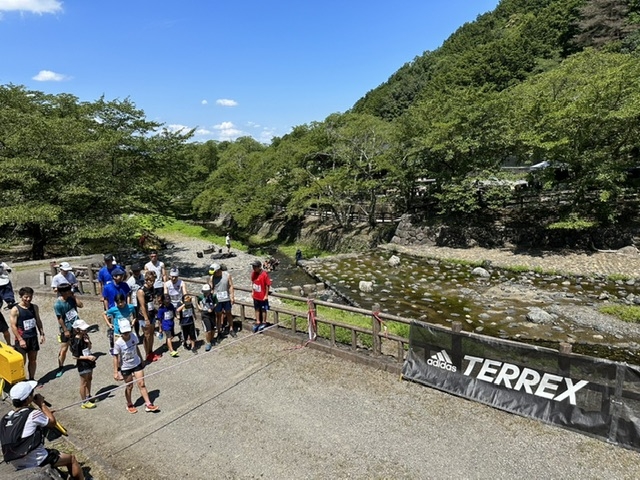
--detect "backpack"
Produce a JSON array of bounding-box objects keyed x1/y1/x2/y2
[{"x1": 0, "y1": 408, "x2": 43, "y2": 462}]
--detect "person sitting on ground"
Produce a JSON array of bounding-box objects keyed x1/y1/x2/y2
[
  {"x1": 176, "y1": 294, "x2": 197, "y2": 352},
  {"x1": 69, "y1": 319, "x2": 97, "y2": 409},
  {"x1": 0, "y1": 380, "x2": 85, "y2": 479},
  {"x1": 197, "y1": 284, "x2": 217, "y2": 351},
  {"x1": 113, "y1": 320, "x2": 159, "y2": 414},
  {"x1": 10, "y1": 287, "x2": 45, "y2": 381},
  {"x1": 53, "y1": 283, "x2": 83, "y2": 378},
  {"x1": 157, "y1": 294, "x2": 178, "y2": 357},
  {"x1": 51, "y1": 262, "x2": 80, "y2": 293}
]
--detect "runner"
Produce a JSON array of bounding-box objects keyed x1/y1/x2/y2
[
  {"x1": 176, "y1": 294, "x2": 197, "y2": 352},
  {"x1": 197, "y1": 284, "x2": 217, "y2": 351},
  {"x1": 104, "y1": 293, "x2": 136, "y2": 381},
  {"x1": 137, "y1": 271, "x2": 161, "y2": 363},
  {"x1": 157, "y1": 294, "x2": 179, "y2": 357},
  {"x1": 144, "y1": 250, "x2": 166, "y2": 297},
  {"x1": 9, "y1": 287, "x2": 45, "y2": 381},
  {"x1": 53, "y1": 283, "x2": 83, "y2": 378},
  {"x1": 113, "y1": 320, "x2": 159, "y2": 414},
  {"x1": 164, "y1": 267, "x2": 186, "y2": 309},
  {"x1": 250, "y1": 260, "x2": 271, "y2": 331},
  {"x1": 210, "y1": 263, "x2": 236, "y2": 338},
  {"x1": 69, "y1": 319, "x2": 97, "y2": 409},
  {"x1": 0, "y1": 260, "x2": 15, "y2": 344}
]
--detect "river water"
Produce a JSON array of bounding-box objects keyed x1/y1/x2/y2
[{"x1": 278, "y1": 251, "x2": 640, "y2": 364}]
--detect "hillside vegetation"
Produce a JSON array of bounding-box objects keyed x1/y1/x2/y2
[{"x1": 2, "y1": 0, "x2": 640, "y2": 258}]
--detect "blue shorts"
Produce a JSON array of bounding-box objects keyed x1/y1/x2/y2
[
  {"x1": 253, "y1": 299, "x2": 269, "y2": 312},
  {"x1": 214, "y1": 301, "x2": 232, "y2": 313}
]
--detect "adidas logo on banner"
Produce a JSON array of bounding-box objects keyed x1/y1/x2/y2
[{"x1": 427, "y1": 349, "x2": 457, "y2": 372}]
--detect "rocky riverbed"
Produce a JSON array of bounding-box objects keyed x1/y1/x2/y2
[{"x1": 301, "y1": 247, "x2": 640, "y2": 364}]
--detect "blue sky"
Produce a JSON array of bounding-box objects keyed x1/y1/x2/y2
[{"x1": 0, "y1": 0, "x2": 500, "y2": 143}]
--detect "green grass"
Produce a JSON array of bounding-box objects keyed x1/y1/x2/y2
[
  {"x1": 599, "y1": 305, "x2": 640, "y2": 323},
  {"x1": 607, "y1": 273, "x2": 631, "y2": 282},
  {"x1": 155, "y1": 219, "x2": 248, "y2": 252},
  {"x1": 503, "y1": 264, "x2": 544, "y2": 274},
  {"x1": 278, "y1": 298, "x2": 410, "y2": 348},
  {"x1": 278, "y1": 244, "x2": 330, "y2": 261}
]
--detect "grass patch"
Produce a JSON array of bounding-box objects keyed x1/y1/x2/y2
[
  {"x1": 607, "y1": 273, "x2": 631, "y2": 282},
  {"x1": 279, "y1": 298, "x2": 410, "y2": 348},
  {"x1": 503, "y1": 264, "x2": 544, "y2": 274},
  {"x1": 278, "y1": 244, "x2": 330, "y2": 261},
  {"x1": 599, "y1": 305, "x2": 640, "y2": 323},
  {"x1": 155, "y1": 219, "x2": 248, "y2": 252}
]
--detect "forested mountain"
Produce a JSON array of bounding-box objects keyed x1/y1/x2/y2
[{"x1": 352, "y1": 0, "x2": 640, "y2": 120}]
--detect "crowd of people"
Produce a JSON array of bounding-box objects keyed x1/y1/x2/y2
[{"x1": 0, "y1": 247, "x2": 273, "y2": 477}]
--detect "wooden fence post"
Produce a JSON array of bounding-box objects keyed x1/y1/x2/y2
[
  {"x1": 87, "y1": 266, "x2": 97, "y2": 295},
  {"x1": 372, "y1": 303, "x2": 381, "y2": 356}
]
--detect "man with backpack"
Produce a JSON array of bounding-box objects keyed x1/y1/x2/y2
[{"x1": 0, "y1": 380, "x2": 85, "y2": 478}]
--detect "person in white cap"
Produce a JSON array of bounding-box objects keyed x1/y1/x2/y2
[
  {"x1": 70, "y1": 319, "x2": 97, "y2": 409},
  {"x1": 53, "y1": 283, "x2": 84, "y2": 378},
  {"x1": 197, "y1": 284, "x2": 217, "y2": 351},
  {"x1": 164, "y1": 267, "x2": 186, "y2": 309},
  {"x1": 0, "y1": 380, "x2": 85, "y2": 478},
  {"x1": 0, "y1": 260, "x2": 15, "y2": 344},
  {"x1": 51, "y1": 261, "x2": 79, "y2": 293},
  {"x1": 113, "y1": 319, "x2": 159, "y2": 414}
]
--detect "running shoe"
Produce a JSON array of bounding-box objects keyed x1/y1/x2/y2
[
  {"x1": 170, "y1": 351, "x2": 179, "y2": 357},
  {"x1": 152, "y1": 353, "x2": 162, "y2": 361},
  {"x1": 157, "y1": 332, "x2": 164, "y2": 340},
  {"x1": 205, "y1": 343, "x2": 212, "y2": 352},
  {"x1": 55, "y1": 368, "x2": 64, "y2": 378},
  {"x1": 230, "y1": 330, "x2": 237, "y2": 338},
  {"x1": 145, "y1": 404, "x2": 159, "y2": 412},
  {"x1": 127, "y1": 405, "x2": 138, "y2": 414},
  {"x1": 81, "y1": 401, "x2": 96, "y2": 409}
]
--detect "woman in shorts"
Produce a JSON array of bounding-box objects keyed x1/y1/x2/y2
[
  {"x1": 69, "y1": 319, "x2": 97, "y2": 409},
  {"x1": 137, "y1": 271, "x2": 161, "y2": 363}
]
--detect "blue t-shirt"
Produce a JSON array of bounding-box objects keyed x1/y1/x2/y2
[
  {"x1": 157, "y1": 304, "x2": 176, "y2": 331},
  {"x1": 97, "y1": 264, "x2": 122, "y2": 292},
  {"x1": 103, "y1": 281, "x2": 131, "y2": 309},
  {"x1": 106, "y1": 304, "x2": 135, "y2": 335}
]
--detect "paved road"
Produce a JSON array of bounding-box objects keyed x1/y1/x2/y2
[{"x1": 1, "y1": 292, "x2": 638, "y2": 479}]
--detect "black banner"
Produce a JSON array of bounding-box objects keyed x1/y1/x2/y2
[{"x1": 402, "y1": 321, "x2": 640, "y2": 451}]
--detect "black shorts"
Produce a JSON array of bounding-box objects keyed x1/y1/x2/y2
[
  {"x1": 0, "y1": 312, "x2": 8, "y2": 333},
  {"x1": 201, "y1": 314, "x2": 215, "y2": 333},
  {"x1": 181, "y1": 323, "x2": 196, "y2": 339},
  {"x1": 121, "y1": 362, "x2": 144, "y2": 378},
  {"x1": 253, "y1": 299, "x2": 269, "y2": 312},
  {"x1": 15, "y1": 336, "x2": 39, "y2": 354},
  {"x1": 39, "y1": 448, "x2": 61, "y2": 467}
]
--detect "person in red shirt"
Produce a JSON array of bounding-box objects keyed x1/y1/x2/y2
[{"x1": 250, "y1": 260, "x2": 271, "y2": 331}]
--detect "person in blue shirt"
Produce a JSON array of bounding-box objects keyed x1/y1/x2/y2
[
  {"x1": 157, "y1": 295, "x2": 178, "y2": 357},
  {"x1": 97, "y1": 254, "x2": 121, "y2": 300},
  {"x1": 102, "y1": 267, "x2": 131, "y2": 310}
]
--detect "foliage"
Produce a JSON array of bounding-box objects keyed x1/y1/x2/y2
[{"x1": 599, "y1": 304, "x2": 640, "y2": 322}]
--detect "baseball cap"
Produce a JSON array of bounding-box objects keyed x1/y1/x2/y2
[
  {"x1": 250, "y1": 260, "x2": 262, "y2": 268},
  {"x1": 72, "y1": 319, "x2": 90, "y2": 331},
  {"x1": 57, "y1": 283, "x2": 72, "y2": 293},
  {"x1": 169, "y1": 268, "x2": 179, "y2": 277},
  {"x1": 202, "y1": 284, "x2": 211, "y2": 292},
  {"x1": 131, "y1": 263, "x2": 142, "y2": 272},
  {"x1": 119, "y1": 319, "x2": 132, "y2": 333},
  {"x1": 104, "y1": 254, "x2": 115, "y2": 261},
  {"x1": 59, "y1": 261, "x2": 73, "y2": 271},
  {"x1": 10, "y1": 380, "x2": 38, "y2": 401},
  {"x1": 208, "y1": 263, "x2": 221, "y2": 275},
  {"x1": 111, "y1": 267, "x2": 125, "y2": 276}
]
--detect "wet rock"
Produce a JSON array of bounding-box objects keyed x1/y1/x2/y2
[
  {"x1": 526, "y1": 307, "x2": 554, "y2": 324},
  {"x1": 471, "y1": 267, "x2": 490, "y2": 278}
]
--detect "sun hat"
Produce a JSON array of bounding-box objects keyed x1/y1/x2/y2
[
  {"x1": 72, "y1": 319, "x2": 90, "y2": 331},
  {"x1": 119, "y1": 319, "x2": 132, "y2": 333},
  {"x1": 10, "y1": 380, "x2": 38, "y2": 401},
  {"x1": 169, "y1": 268, "x2": 179, "y2": 277},
  {"x1": 59, "y1": 261, "x2": 73, "y2": 271}
]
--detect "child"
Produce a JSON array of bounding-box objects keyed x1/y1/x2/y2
[
  {"x1": 177, "y1": 294, "x2": 197, "y2": 352},
  {"x1": 104, "y1": 293, "x2": 136, "y2": 381},
  {"x1": 113, "y1": 319, "x2": 159, "y2": 414},
  {"x1": 157, "y1": 294, "x2": 178, "y2": 357},
  {"x1": 69, "y1": 319, "x2": 96, "y2": 409}
]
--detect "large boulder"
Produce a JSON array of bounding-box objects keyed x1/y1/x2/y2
[
  {"x1": 388, "y1": 255, "x2": 400, "y2": 267},
  {"x1": 471, "y1": 267, "x2": 491, "y2": 278},
  {"x1": 526, "y1": 307, "x2": 555, "y2": 324},
  {"x1": 358, "y1": 280, "x2": 374, "y2": 293}
]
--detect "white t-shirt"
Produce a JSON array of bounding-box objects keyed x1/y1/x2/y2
[
  {"x1": 114, "y1": 333, "x2": 141, "y2": 371},
  {"x1": 144, "y1": 260, "x2": 165, "y2": 289},
  {"x1": 6, "y1": 409, "x2": 49, "y2": 469},
  {"x1": 0, "y1": 262, "x2": 11, "y2": 286},
  {"x1": 51, "y1": 271, "x2": 78, "y2": 289},
  {"x1": 126, "y1": 274, "x2": 144, "y2": 307},
  {"x1": 165, "y1": 279, "x2": 184, "y2": 307}
]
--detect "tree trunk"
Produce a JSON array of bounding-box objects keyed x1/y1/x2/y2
[{"x1": 28, "y1": 224, "x2": 46, "y2": 260}]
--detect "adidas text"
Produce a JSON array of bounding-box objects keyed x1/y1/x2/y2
[{"x1": 427, "y1": 350, "x2": 457, "y2": 372}]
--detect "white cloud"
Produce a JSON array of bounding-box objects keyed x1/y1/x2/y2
[
  {"x1": 247, "y1": 121, "x2": 261, "y2": 128},
  {"x1": 32, "y1": 69, "x2": 69, "y2": 81},
  {"x1": 201, "y1": 99, "x2": 208, "y2": 105},
  {"x1": 216, "y1": 98, "x2": 238, "y2": 107},
  {"x1": 195, "y1": 128, "x2": 211, "y2": 136},
  {"x1": 166, "y1": 124, "x2": 191, "y2": 134},
  {"x1": 259, "y1": 127, "x2": 276, "y2": 143},
  {"x1": 0, "y1": 0, "x2": 62, "y2": 13},
  {"x1": 213, "y1": 121, "x2": 244, "y2": 141}
]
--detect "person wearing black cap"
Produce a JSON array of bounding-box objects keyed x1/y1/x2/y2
[
  {"x1": 250, "y1": 260, "x2": 271, "y2": 330},
  {"x1": 102, "y1": 266, "x2": 131, "y2": 310},
  {"x1": 0, "y1": 380, "x2": 85, "y2": 478}
]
